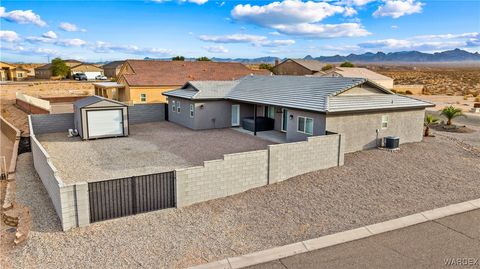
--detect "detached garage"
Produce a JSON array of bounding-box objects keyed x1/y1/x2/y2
[{"x1": 74, "y1": 96, "x2": 129, "y2": 140}]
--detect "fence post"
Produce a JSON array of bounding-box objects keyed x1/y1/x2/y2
[
  {"x1": 75, "y1": 182, "x2": 90, "y2": 227},
  {"x1": 131, "y1": 176, "x2": 137, "y2": 215}
]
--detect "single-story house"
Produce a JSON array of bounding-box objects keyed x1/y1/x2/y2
[
  {"x1": 320, "y1": 67, "x2": 394, "y2": 90},
  {"x1": 74, "y1": 96, "x2": 129, "y2": 140},
  {"x1": 164, "y1": 76, "x2": 434, "y2": 153},
  {"x1": 34, "y1": 59, "x2": 82, "y2": 79},
  {"x1": 1, "y1": 62, "x2": 28, "y2": 81},
  {"x1": 69, "y1": 63, "x2": 104, "y2": 80},
  {"x1": 273, "y1": 59, "x2": 326, "y2": 76},
  {"x1": 102, "y1": 61, "x2": 125, "y2": 79},
  {"x1": 102, "y1": 60, "x2": 269, "y2": 104}
]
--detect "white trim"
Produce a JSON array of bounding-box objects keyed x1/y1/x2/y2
[
  {"x1": 231, "y1": 104, "x2": 240, "y2": 126},
  {"x1": 297, "y1": 116, "x2": 313, "y2": 135},
  {"x1": 281, "y1": 108, "x2": 288, "y2": 132},
  {"x1": 381, "y1": 115, "x2": 389, "y2": 129},
  {"x1": 189, "y1": 104, "x2": 194, "y2": 118}
]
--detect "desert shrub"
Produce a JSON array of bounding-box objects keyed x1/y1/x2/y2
[
  {"x1": 340, "y1": 61, "x2": 355, "y2": 67},
  {"x1": 391, "y1": 89, "x2": 397, "y2": 93},
  {"x1": 472, "y1": 92, "x2": 479, "y2": 97},
  {"x1": 321, "y1": 64, "x2": 334, "y2": 71},
  {"x1": 259, "y1": 63, "x2": 274, "y2": 72},
  {"x1": 475, "y1": 97, "x2": 480, "y2": 102},
  {"x1": 464, "y1": 95, "x2": 469, "y2": 100},
  {"x1": 405, "y1": 90, "x2": 413, "y2": 95}
]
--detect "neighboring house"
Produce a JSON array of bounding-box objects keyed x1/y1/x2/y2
[
  {"x1": 273, "y1": 59, "x2": 326, "y2": 76},
  {"x1": 69, "y1": 63, "x2": 104, "y2": 80},
  {"x1": 103, "y1": 60, "x2": 269, "y2": 104},
  {"x1": 102, "y1": 61, "x2": 125, "y2": 79},
  {"x1": 34, "y1": 59, "x2": 82, "y2": 79},
  {"x1": 164, "y1": 76, "x2": 434, "y2": 153},
  {"x1": 320, "y1": 67, "x2": 394, "y2": 90},
  {"x1": 0, "y1": 62, "x2": 28, "y2": 81}
]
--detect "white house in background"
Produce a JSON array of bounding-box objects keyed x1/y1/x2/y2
[{"x1": 319, "y1": 67, "x2": 394, "y2": 90}]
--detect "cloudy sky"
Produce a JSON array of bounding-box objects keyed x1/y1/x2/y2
[{"x1": 0, "y1": 0, "x2": 479, "y2": 63}]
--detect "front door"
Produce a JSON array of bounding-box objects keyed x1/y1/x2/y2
[
  {"x1": 231, "y1": 104, "x2": 240, "y2": 126},
  {"x1": 281, "y1": 108, "x2": 288, "y2": 132}
]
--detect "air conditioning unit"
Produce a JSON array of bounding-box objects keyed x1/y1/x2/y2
[{"x1": 384, "y1": 136, "x2": 400, "y2": 149}]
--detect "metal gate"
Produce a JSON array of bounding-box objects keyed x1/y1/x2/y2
[{"x1": 88, "y1": 171, "x2": 175, "y2": 223}]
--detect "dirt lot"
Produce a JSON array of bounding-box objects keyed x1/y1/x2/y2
[
  {"x1": 3, "y1": 131, "x2": 479, "y2": 269},
  {"x1": 37, "y1": 121, "x2": 275, "y2": 183},
  {"x1": 376, "y1": 68, "x2": 480, "y2": 96}
]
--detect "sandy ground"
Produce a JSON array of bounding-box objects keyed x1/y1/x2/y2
[
  {"x1": 37, "y1": 122, "x2": 274, "y2": 183},
  {"x1": 416, "y1": 94, "x2": 478, "y2": 112},
  {"x1": 4, "y1": 133, "x2": 479, "y2": 269}
]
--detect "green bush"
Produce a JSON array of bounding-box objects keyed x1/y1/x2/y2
[
  {"x1": 321, "y1": 64, "x2": 333, "y2": 71},
  {"x1": 405, "y1": 90, "x2": 413, "y2": 95},
  {"x1": 340, "y1": 61, "x2": 355, "y2": 67}
]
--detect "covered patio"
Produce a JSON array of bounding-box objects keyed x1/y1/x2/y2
[{"x1": 93, "y1": 82, "x2": 126, "y2": 102}]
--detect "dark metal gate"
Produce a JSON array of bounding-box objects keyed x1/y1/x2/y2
[{"x1": 88, "y1": 171, "x2": 175, "y2": 223}]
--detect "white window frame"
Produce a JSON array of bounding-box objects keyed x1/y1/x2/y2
[
  {"x1": 172, "y1": 100, "x2": 176, "y2": 112},
  {"x1": 140, "y1": 93, "x2": 147, "y2": 102},
  {"x1": 297, "y1": 116, "x2": 314, "y2": 135},
  {"x1": 177, "y1": 101, "x2": 181, "y2": 113},
  {"x1": 189, "y1": 104, "x2": 194, "y2": 118},
  {"x1": 381, "y1": 115, "x2": 389, "y2": 129}
]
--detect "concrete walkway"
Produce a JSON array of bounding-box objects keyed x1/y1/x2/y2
[{"x1": 247, "y1": 209, "x2": 480, "y2": 269}]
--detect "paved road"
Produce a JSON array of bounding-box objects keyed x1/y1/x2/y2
[{"x1": 247, "y1": 209, "x2": 480, "y2": 269}]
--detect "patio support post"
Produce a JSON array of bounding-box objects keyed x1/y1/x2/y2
[{"x1": 253, "y1": 104, "x2": 257, "y2": 136}]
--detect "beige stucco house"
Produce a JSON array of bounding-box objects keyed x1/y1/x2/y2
[
  {"x1": 1, "y1": 62, "x2": 28, "y2": 81},
  {"x1": 320, "y1": 67, "x2": 394, "y2": 90}
]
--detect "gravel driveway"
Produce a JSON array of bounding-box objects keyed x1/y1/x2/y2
[
  {"x1": 37, "y1": 122, "x2": 274, "y2": 183},
  {"x1": 5, "y1": 134, "x2": 480, "y2": 269}
]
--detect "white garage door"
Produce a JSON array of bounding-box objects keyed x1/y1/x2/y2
[{"x1": 87, "y1": 110, "x2": 123, "y2": 138}]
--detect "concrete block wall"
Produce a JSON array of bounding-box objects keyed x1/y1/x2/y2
[
  {"x1": 29, "y1": 116, "x2": 90, "y2": 231},
  {"x1": 129, "y1": 103, "x2": 165, "y2": 124},
  {"x1": 176, "y1": 150, "x2": 269, "y2": 207},
  {"x1": 30, "y1": 113, "x2": 74, "y2": 134},
  {"x1": 1, "y1": 116, "x2": 21, "y2": 175},
  {"x1": 268, "y1": 133, "x2": 344, "y2": 183}
]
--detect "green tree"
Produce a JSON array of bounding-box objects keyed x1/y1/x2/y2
[
  {"x1": 424, "y1": 115, "x2": 439, "y2": 136},
  {"x1": 172, "y1": 56, "x2": 185, "y2": 61},
  {"x1": 196, "y1": 56, "x2": 211, "y2": 62},
  {"x1": 440, "y1": 106, "x2": 465, "y2": 125},
  {"x1": 50, "y1": 58, "x2": 70, "y2": 78},
  {"x1": 259, "y1": 63, "x2": 273, "y2": 72},
  {"x1": 321, "y1": 64, "x2": 334, "y2": 71},
  {"x1": 340, "y1": 61, "x2": 355, "y2": 67}
]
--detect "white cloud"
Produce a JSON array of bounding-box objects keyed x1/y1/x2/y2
[
  {"x1": 57, "y1": 38, "x2": 87, "y2": 47},
  {"x1": 273, "y1": 23, "x2": 370, "y2": 38},
  {"x1": 269, "y1": 31, "x2": 281, "y2": 36},
  {"x1": 413, "y1": 32, "x2": 479, "y2": 40},
  {"x1": 231, "y1": 0, "x2": 369, "y2": 38},
  {"x1": 59, "y1": 22, "x2": 86, "y2": 32},
  {"x1": 0, "y1": 44, "x2": 59, "y2": 56},
  {"x1": 391, "y1": 25, "x2": 398, "y2": 29},
  {"x1": 343, "y1": 0, "x2": 376, "y2": 6},
  {"x1": 198, "y1": 33, "x2": 295, "y2": 47},
  {"x1": 26, "y1": 35, "x2": 86, "y2": 47},
  {"x1": 0, "y1": 7, "x2": 47, "y2": 27},
  {"x1": 93, "y1": 41, "x2": 174, "y2": 56},
  {"x1": 199, "y1": 33, "x2": 267, "y2": 43},
  {"x1": 204, "y1": 45, "x2": 229, "y2": 53},
  {"x1": 0, "y1": 30, "x2": 21, "y2": 42},
  {"x1": 42, "y1": 31, "x2": 58, "y2": 39},
  {"x1": 344, "y1": 7, "x2": 358, "y2": 16},
  {"x1": 373, "y1": 0, "x2": 424, "y2": 18},
  {"x1": 231, "y1": 0, "x2": 345, "y2": 26}
]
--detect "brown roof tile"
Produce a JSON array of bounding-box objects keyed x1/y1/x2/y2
[{"x1": 121, "y1": 60, "x2": 269, "y2": 86}]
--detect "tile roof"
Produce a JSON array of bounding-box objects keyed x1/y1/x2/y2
[
  {"x1": 163, "y1": 76, "x2": 433, "y2": 113},
  {"x1": 121, "y1": 60, "x2": 268, "y2": 86},
  {"x1": 327, "y1": 67, "x2": 393, "y2": 81},
  {"x1": 287, "y1": 59, "x2": 326, "y2": 72}
]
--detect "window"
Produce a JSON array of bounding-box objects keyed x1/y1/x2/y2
[
  {"x1": 177, "y1": 101, "x2": 181, "y2": 113},
  {"x1": 140, "y1": 93, "x2": 147, "y2": 102},
  {"x1": 17, "y1": 73, "x2": 23, "y2": 78},
  {"x1": 381, "y1": 115, "x2": 389, "y2": 129},
  {"x1": 265, "y1": 106, "x2": 275, "y2": 119},
  {"x1": 297, "y1": 116, "x2": 313, "y2": 135},
  {"x1": 189, "y1": 104, "x2": 194, "y2": 118},
  {"x1": 172, "y1": 100, "x2": 176, "y2": 112}
]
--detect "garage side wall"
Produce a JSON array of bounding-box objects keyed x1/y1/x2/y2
[{"x1": 325, "y1": 109, "x2": 425, "y2": 153}]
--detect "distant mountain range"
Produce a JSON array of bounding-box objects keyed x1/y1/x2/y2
[{"x1": 144, "y1": 49, "x2": 480, "y2": 64}]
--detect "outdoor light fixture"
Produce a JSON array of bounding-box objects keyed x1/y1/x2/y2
[
  {"x1": 289, "y1": 115, "x2": 293, "y2": 120},
  {"x1": 200, "y1": 104, "x2": 204, "y2": 109}
]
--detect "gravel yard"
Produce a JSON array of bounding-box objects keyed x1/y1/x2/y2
[
  {"x1": 5, "y1": 134, "x2": 480, "y2": 269},
  {"x1": 37, "y1": 121, "x2": 274, "y2": 183}
]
